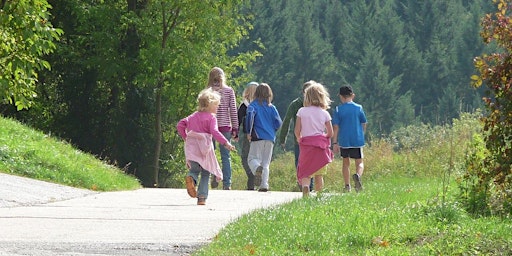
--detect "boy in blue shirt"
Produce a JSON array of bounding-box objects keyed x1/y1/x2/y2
[{"x1": 332, "y1": 85, "x2": 367, "y2": 192}]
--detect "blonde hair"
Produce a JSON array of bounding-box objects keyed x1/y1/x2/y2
[
  {"x1": 243, "y1": 82, "x2": 258, "y2": 102},
  {"x1": 207, "y1": 67, "x2": 227, "y2": 88},
  {"x1": 254, "y1": 83, "x2": 274, "y2": 105},
  {"x1": 197, "y1": 88, "x2": 221, "y2": 111},
  {"x1": 304, "y1": 82, "x2": 331, "y2": 109}
]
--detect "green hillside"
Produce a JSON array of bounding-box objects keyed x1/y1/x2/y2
[{"x1": 0, "y1": 116, "x2": 141, "y2": 191}]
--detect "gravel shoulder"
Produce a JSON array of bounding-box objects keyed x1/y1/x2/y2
[{"x1": 0, "y1": 173, "x2": 96, "y2": 208}]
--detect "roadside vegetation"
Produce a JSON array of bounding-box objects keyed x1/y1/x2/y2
[
  {"x1": 0, "y1": 117, "x2": 141, "y2": 191},
  {"x1": 196, "y1": 111, "x2": 512, "y2": 255}
]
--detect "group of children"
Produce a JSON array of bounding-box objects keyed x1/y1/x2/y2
[{"x1": 176, "y1": 67, "x2": 367, "y2": 205}]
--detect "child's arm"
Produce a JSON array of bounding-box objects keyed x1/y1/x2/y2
[
  {"x1": 245, "y1": 105, "x2": 255, "y2": 137},
  {"x1": 228, "y1": 89, "x2": 239, "y2": 137},
  {"x1": 325, "y1": 121, "x2": 334, "y2": 139},
  {"x1": 278, "y1": 100, "x2": 296, "y2": 146},
  {"x1": 176, "y1": 117, "x2": 188, "y2": 139},
  {"x1": 210, "y1": 114, "x2": 236, "y2": 151},
  {"x1": 294, "y1": 116, "x2": 302, "y2": 143},
  {"x1": 273, "y1": 106, "x2": 283, "y2": 130},
  {"x1": 332, "y1": 124, "x2": 339, "y2": 153}
]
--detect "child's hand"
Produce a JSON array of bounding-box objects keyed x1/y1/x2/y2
[
  {"x1": 231, "y1": 129, "x2": 238, "y2": 139},
  {"x1": 224, "y1": 143, "x2": 236, "y2": 152}
]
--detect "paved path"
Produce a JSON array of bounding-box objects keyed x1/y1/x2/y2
[{"x1": 0, "y1": 173, "x2": 301, "y2": 255}]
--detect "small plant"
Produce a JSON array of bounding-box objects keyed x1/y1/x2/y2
[{"x1": 471, "y1": 0, "x2": 512, "y2": 217}]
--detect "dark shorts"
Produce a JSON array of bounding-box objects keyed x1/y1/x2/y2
[{"x1": 340, "y1": 147, "x2": 363, "y2": 159}]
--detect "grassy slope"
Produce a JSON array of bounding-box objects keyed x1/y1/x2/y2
[{"x1": 0, "y1": 117, "x2": 140, "y2": 191}]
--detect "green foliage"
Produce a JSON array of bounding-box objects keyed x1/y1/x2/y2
[
  {"x1": 355, "y1": 42, "x2": 404, "y2": 136},
  {"x1": 4, "y1": 0, "x2": 260, "y2": 187},
  {"x1": 0, "y1": 0, "x2": 62, "y2": 110},
  {"x1": 459, "y1": 133, "x2": 492, "y2": 216},
  {"x1": 0, "y1": 116, "x2": 140, "y2": 191},
  {"x1": 135, "y1": 0, "x2": 260, "y2": 186},
  {"x1": 470, "y1": 0, "x2": 512, "y2": 217},
  {"x1": 240, "y1": 0, "x2": 489, "y2": 131}
]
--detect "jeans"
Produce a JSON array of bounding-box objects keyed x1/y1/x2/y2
[
  {"x1": 240, "y1": 132, "x2": 254, "y2": 190},
  {"x1": 219, "y1": 131, "x2": 232, "y2": 188},
  {"x1": 188, "y1": 161, "x2": 210, "y2": 199}
]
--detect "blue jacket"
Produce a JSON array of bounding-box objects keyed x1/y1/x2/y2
[{"x1": 245, "y1": 100, "x2": 282, "y2": 143}]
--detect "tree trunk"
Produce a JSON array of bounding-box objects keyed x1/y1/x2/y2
[{"x1": 152, "y1": 86, "x2": 162, "y2": 187}]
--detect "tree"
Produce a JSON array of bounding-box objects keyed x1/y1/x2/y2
[
  {"x1": 136, "y1": 0, "x2": 258, "y2": 186},
  {"x1": 469, "y1": 0, "x2": 512, "y2": 216},
  {"x1": 0, "y1": 0, "x2": 62, "y2": 110},
  {"x1": 242, "y1": 0, "x2": 340, "y2": 113},
  {"x1": 354, "y1": 42, "x2": 404, "y2": 136}
]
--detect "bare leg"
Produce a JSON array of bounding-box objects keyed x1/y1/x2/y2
[
  {"x1": 301, "y1": 177, "x2": 310, "y2": 197},
  {"x1": 355, "y1": 158, "x2": 364, "y2": 177},
  {"x1": 314, "y1": 175, "x2": 324, "y2": 192},
  {"x1": 342, "y1": 157, "x2": 351, "y2": 186},
  {"x1": 353, "y1": 158, "x2": 364, "y2": 192}
]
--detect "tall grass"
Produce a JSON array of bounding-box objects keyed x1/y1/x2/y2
[
  {"x1": 196, "y1": 112, "x2": 512, "y2": 255},
  {"x1": 0, "y1": 117, "x2": 141, "y2": 191}
]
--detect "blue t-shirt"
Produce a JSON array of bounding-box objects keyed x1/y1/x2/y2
[{"x1": 332, "y1": 102, "x2": 367, "y2": 148}]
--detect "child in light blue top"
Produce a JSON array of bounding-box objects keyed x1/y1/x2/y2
[
  {"x1": 245, "y1": 83, "x2": 283, "y2": 192},
  {"x1": 332, "y1": 85, "x2": 367, "y2": 192}
]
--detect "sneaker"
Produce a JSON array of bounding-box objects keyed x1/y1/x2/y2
[
  {"x1": 302, "y1": 186, "x2": 309, "y2": 197},
  {"x1": 258, "y1": 188, "x2": 268, "y2": 192},
  {"x1": 353, "y1": 173, "x2": 363, "y2": 192},
  {"x1": 185, "y1": 176, "x2": 197, "y2": 198},
  {"x1": 254, "y1": 166, "x2": 263, "y2": 187},
  {"x1": 247, "y1": 175, "x2": 255, "y2": 190},
  {"x1": 223, "y1": 186, "x2": 231, "y2": 190},
  {"x1": 344, "y1": 184, "x2": 351, "y2": 193},
  {"x1": 197, "y1": 197, "x2": 206, "y2": 205},
  {"x1": 211, "y1": 177, "x2": 219, "y2": 189}
]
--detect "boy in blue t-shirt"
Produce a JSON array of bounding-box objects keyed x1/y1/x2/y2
[{"x1": 332, "y1": 85, "x2": 367, "y2": 192}]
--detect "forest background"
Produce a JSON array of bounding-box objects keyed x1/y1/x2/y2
[{"x1": 0, "y1": 0, "x2": 496, "y2": 187}]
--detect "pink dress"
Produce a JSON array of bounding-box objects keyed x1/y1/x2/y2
[
  {"x1": 184, "y1": 131, "x2": 223, "y2": 181},
  {"x1": 296, "y1": 106, "x2": 333, "y2": 182},
  {"x1": 297, "y1": 135, "x2": 333, "y2": 182},
  {"x1": 177, "y1": 111, "x2": 228, "y2": 181}
]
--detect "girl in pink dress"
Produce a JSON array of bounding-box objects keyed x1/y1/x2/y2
[
  {"x1": 177, "y1": 88, "x2": 235, "y2": 205},
  {"x1": 294, "y1": 82, "x2": 334, "y2": 197}
]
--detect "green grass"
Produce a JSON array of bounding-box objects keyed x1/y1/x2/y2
[
  {"x1": 0, "y1": 116, "x2": 141, "y2": 191},
  {"x1": 196, "y1": 174, "x2": 512, "y2": 255},
  {"x1": 195, "y1": 112, "x2": 512, "y2": 255}
]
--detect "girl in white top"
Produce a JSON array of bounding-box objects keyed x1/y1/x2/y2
[{"x1": 294, "y1": 82, "x2": 334, "y2": 197}]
